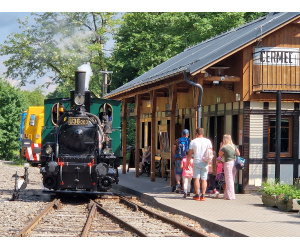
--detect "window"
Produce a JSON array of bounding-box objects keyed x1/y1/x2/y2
[
  {"x1": 268, "y1": 116, "x2": 293, "y2": 157},
  {"x1": 29, "y1": 114, "x2": 36, "y2": 126},
  {"x1": 51, "y1": 103, "x2": 64, "y2": 125},
  {"x1": 99, "y1": 103, "x2": 113, "y2": 122}
]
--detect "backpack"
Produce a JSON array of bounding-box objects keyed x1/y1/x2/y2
[
  {"x1": 202, "y1": 147, "x2": 214, "y2": 162},
  {"x1": 176, "y1": 137, "x2": 189, "y2": 159}
]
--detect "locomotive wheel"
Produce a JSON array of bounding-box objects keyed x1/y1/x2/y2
[
  {"x1": 98, "y1": 176, "x2": 112, "y2": 191},
  {"x1": 43, "y1": 176, "x2": 57, "y2": 189}
]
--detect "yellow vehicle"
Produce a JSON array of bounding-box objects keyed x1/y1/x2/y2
[{"x1": 21, "y1": 106, "x2": 44, "y2": 166}]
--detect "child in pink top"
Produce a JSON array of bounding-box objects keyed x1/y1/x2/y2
[
  {"x1": 208, "y1": 153, "x2": 221, "y2": 198},
  {"x1": 180, "y1": 156, "x2": 194, "y2": 198}
]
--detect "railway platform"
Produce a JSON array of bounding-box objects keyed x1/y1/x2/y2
[{"x1": 114, "y1": 167, "x2": 300, "y2": 237}]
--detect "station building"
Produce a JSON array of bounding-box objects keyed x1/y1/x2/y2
[{"x1": 106, "y1": 12, "x2": 300, "y2": 193}]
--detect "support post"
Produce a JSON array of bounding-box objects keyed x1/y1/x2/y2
[
  {"x1": 170, "y1": 85, "x2": 177, "y2": 187},
  {"x1": 150, "y1": 90, "x2": 157, "y2": 182},
  {"x1": 275, "y1": 91, "x2": 281, "y2": 181},
  {"x1": 135, "y1": 94, "x2": 141, "y2": 177},
  {"x1": 100, "y1": 69, "x2": 113, "y2": 97},
  {"x1": 122, "y1": 99, "x2": 128, "y2": 174}
]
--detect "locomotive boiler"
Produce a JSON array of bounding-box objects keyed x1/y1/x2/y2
[{"x1": 40, "y1": 70, "x2": 119, "y2": 193}]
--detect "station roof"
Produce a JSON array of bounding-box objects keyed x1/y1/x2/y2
[{"x1": 106, "y1": 12, "x2": 300, "y2": 99}]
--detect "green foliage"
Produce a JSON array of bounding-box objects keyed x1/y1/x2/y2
[
  {"x1": 108, "y1": 12, "x2": 266, "y2": 90},
  {"x1": 22, "y1": 86, "x2": 45, "y2": 107},
  {"x1": 46, "y1": 83, "x2": 73, "y2": 99},
  {"x1": 0, "y1": 78, "x2": 27, "y2": 160},
  {"x1": 0, "y1": 12, "x2": 121, "y2": 97},
  {"x1": 259, "y1": 179, "x2": 277, "y2": 196},
  {"x1": 126, "y1": 117, "x2": 136, "y2": 146},
  {"x1": 12, "y1": 153, "x2": 26, "y2": 166},
  {"x1": 259, "y1": 179, "x2": 300, "y2": 203}
]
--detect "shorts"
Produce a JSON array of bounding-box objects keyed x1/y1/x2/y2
[
  {"x1": 193, "y1": 161, "x2": 208, "y2": 180},
  {"x1": 175, "y1": 159, "x2": 182, "y2": 175}
]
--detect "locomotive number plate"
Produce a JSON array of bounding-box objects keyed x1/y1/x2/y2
[{"x1": 68, "y1": 117, "x2": 89, "y2": 126}]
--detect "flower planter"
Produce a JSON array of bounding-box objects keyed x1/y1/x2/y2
[
  {"x1": 276, "y1": 198, "x2": 300, "y2": 212},
  {"x1": 261, "y1": 193, "x2": 277, "y2": 207}
]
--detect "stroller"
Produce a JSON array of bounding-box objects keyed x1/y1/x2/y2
[{"x1": 215, "y1": 172, "x2": 225, "y2": 191}]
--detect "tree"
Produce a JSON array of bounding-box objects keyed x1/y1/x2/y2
[
  {"x1": 0, "y1": 78, "x2": 27, "y2": 160},
  {"x1": 22, "y1": 86, "x2": 45, "y2": 107},
  {"x1": 46, "y1": 83, "x2": 73, "y2": 99},
  {"x1": 108, "y1": 12, "x2": 266, "y2": 90},
  {"x1": 0, "y1": 12, "x2": 120, "y2": 97},
  {"x1": 107, "y1": 12, "x2": 266, "y2": 149}
]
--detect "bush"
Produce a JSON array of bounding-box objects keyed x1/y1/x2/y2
[
  {"x1": 11, "y1": 154, "x2": 26, "y2": 166},
  {"x1": 259, "y1": 179, "x2": 300, "y2": 203},
  {"x1": 0, "y1": 78, "x2": 27, "y2": 160}
]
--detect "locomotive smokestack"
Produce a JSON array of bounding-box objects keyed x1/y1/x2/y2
[{"x1": 75, "y1": 71, "x2": 86, "y2": 96}]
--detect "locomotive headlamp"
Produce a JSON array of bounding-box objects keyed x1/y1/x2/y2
[
  {"x1": 103, "y1": 147, "x2": 112, "y2": 155},
  {"x1": 45, "y1": 145, "x2": 53, "y2": 154},
  {"x1": 74, "y1": 94, "x2": 85, "y2": 105}
]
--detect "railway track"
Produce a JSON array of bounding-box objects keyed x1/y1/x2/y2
[{"x1": 15, "y1": 195, "x2": 208, "y2": 237}]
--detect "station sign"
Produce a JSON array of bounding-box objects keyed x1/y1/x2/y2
[{"x1": 253, "y1": 47, "x2": 299, "y2": 66}]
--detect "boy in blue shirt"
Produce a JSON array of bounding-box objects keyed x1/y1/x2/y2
[{"x1": 172, "y1": 129, "x2": 190, "y2": 193}]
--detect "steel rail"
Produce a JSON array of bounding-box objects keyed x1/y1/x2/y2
[
  {"x1": 117, "y1": 195, "x2": 208, "y2": 237},
  {"x1": 93, "y1": 200, "x2": 147, "y2": 237},
  {"x1": 81, "y1": 202, "x2": 97, "y2": 237},
  {"x1": 15, "y1": 198, "x2": 60, "y2": 237}
]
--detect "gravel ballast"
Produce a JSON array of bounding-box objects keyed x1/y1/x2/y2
[{"x1": 0, "y1": 161, "x2": 49, "y2": 237}]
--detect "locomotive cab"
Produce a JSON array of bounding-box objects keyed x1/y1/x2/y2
[{"x1": 41, "y1": 69, "x2": 119, "y2": 193}]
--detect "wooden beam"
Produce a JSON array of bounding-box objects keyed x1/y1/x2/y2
[
  {"x1": 154, "y1": 92, "x2": 166, "y2": 97},
  {"x1": 135, "y1": 94, "x2": 141, "y2": 177},
  {"x1": 121, "y1": 99, "x2": 128, "y2": 174},
  {"x1": 292, "y1": 17, "x2": 300, "y2": 24},
  {"x1": 176, "y1": 88, "x2": 189, "y2": 93},
  {"x1": 169, "y1": 84, "x2": 177, "y2": 187},
  {"x1": 106, "y1": 75, "x2": 185, "y2": 100},
  {"x1": 150, "y1": 90, "x2": 157, "y2": 182},
  {"x1": 203, "y1": 76, "x2": 240, "y2": 82}
]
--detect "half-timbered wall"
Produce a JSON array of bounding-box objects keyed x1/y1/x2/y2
[{"x1": 241, "y1": 101, "x2": 300, "y2": 190}]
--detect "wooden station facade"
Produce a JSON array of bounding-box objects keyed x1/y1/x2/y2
[{"x1": 106, "y1": 13, "x2": 300, "y2": 193}]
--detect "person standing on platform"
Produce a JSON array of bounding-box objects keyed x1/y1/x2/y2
[
  {"x1": 180, "y1": 156, "x2": 194, "y2": 198},
  {"x1": 218, "y1": 134, "x2": 240, "y2": 200},
  {"x1": 208, "y1": 151, "x2": 220, "y2": 198},
  {"x1": 187, "y1": 127, "x2": 212, "y2": 201},
  {"x1": 172, "y1": 129, "x2": 190, "y2": 193}
]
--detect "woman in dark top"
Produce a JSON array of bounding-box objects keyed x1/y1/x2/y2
[{"x1": 218, "y1": 134, "x2": 240, "y2": 200}]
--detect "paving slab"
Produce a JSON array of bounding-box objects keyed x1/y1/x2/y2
[{"x1": 114, "y1": 168, "x2": 300, "y2": 237}]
